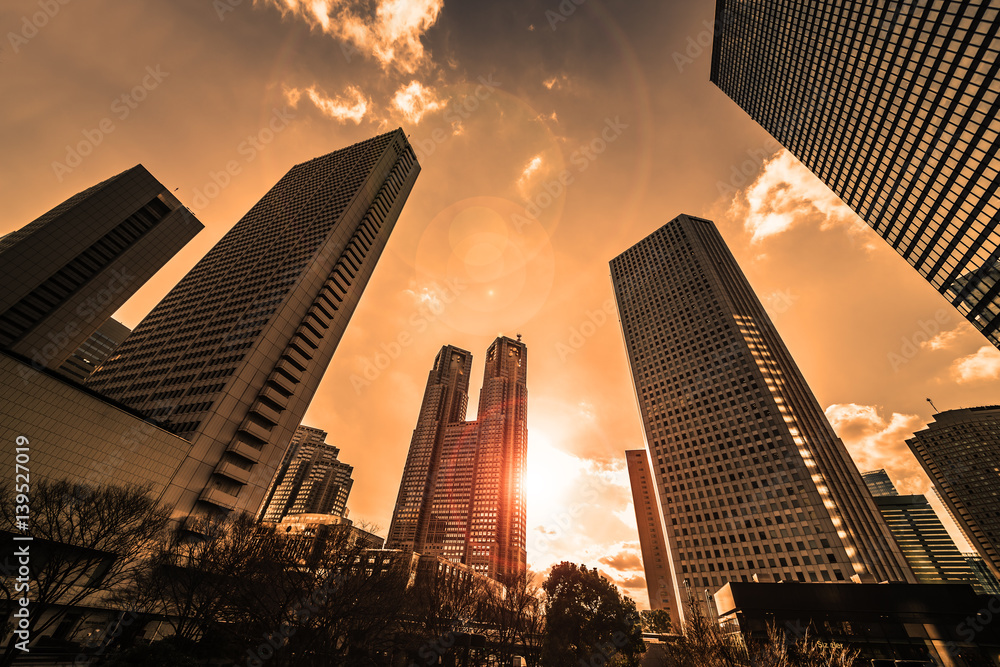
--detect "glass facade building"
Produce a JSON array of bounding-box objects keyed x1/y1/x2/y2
[
  {"x1": 0, "y1": 165, "x2": 202, "y2": 371},
  {"x1": 387, "y1": 337, "x2": 528, "y2": 580},
  {"x1": 611, "y1": 214, "x2": 913, "y2": 620},
  {"x1": 711, "y1": 0, "x2": 1000, "y2": 348},
  {"x1": 258, "y1": 425, "x2": 354, "y2": 523},
  {"x1": 87, "y1": 130, "x2": 419, "y2": 521},
  {"x1": 907, "y1": 406, "x2": 1000, "y2": 578},
  {"x1": 862, "y1": 470, "x2": 978, "y2": 587}
]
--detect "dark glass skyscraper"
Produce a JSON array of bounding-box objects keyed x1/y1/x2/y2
[
  {"x1": 862, "y1": 469, "x2": 978, "y2": 588},
  {"x1": 907, "y1": 406, "x2": 1000, "y2": 579},
  {"x1": 0, "y1": 165, "x2": 202, "y2": 372},
  {"x1": 711, "y1": 1, "x2": 1000, "y2": 348},
  {"x1": 611, "y1": 214, "x2": 913, "y2": 619},
  {"x1": 387, "y1": 337, "x2": 528, "y2": 580},
  {"x1": 87, "y1": 130, "x2": 419, "y2": 521}
]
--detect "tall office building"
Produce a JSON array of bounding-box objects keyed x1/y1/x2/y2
[
  {"x1": 87, "y1": 130, "x2": 419, "y2": 520},
  {"x1": 0, "y1": 165, "x2": 202, "y2": 371},
  {"x1": 966, "y1": 553, "x2": 1000, "y2": 595},
  {"x1": 907, "y1": 406, "x2": 1000, "y2": 577},
  {"x1": 259, "y1": 425, "x2": 354, "y2": 523},
  {"x1": 860, "y1": 469, "x2": 898, "y2": 498},
  {"x1": 610, "y1": 215, "x2": 913, "y2": 619},
  {"x1": 862, "y1": 469, "x2": 977, "y2": 587},
  {"x1": 710, "y1": 1, "x2": 1000, "y2": 349},
  {"x1": 56, "y1": 317, "x2": 131, "y2": 382},
  {"x1": 387, "y1": 336, "x2": 528, "y2": 580},
  {"x1": 626, "y1": 449, "x2": 681, "y2": 630}
]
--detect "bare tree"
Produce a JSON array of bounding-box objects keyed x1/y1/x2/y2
[
  {"x1": 482, "y1": 570, "x2": 543, "y2": 665},
  {"x1": 0, "y1": 480, "x2": 169, "y2": 666}
]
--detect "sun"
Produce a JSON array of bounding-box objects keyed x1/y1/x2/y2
[{"x1": 526, "y1": 428, "x2": 584, "y2": 527}]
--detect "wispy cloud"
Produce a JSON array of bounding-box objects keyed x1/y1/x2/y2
[
  {"x1": 951, "y1": 345, "x2": 1000, "y2": 383},
  {"x1": 920, "y1": 325, "x2": 964, "y2": 351},
  {"x1": 517, "y1": 154, "x2": 544, "y2": 196},
  {"x1": 391, "y1": 80, "x2": 443, "y2": 124},
  {"x1": 733, "y1": 150, "x2": 869, "y2": 245},
  {"x1": 286, "y1": 85, "x2": 369, "y2": 124},
  {"x1": 263, "y1": 0, "x2": 443, "y2": 73}
]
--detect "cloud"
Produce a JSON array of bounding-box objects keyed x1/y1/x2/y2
[
  {"x1": 951, "y1": 345, "x2": 1000, "y2": 383},
  {"x1": 263, "y1": 0, "x2": 443, "y2": 73},
  {"x1": 732, "y1": 150, "x2": 869, "y2": 244},
  {"x1": 599, "y1": 549, "x2": 643, "y2": 571},
  {"x1": 921, "y1": 326, "x2": 964, "y2": 351},
  {"x1": 823, "y1": 403, "x2": 924, "y2": 482},
  {"x1": 391, "y1": 80, "x2": 443, "y2": 124},
  {"x1": 517, "y1": 154, "x2": 544, "y2": 196},
  {"x1": 286, "y1": 85, "x2": 369, "y2": 124}
]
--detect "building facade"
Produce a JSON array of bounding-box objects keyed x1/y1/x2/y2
[
  {"x1": 626, "y1": 449, "x2": 681, "y2": 630},
  {"x1": 86, "y1": 130, "x2": 419, "y2": 521},
  {"x1": 387, "y1": 337, "x2": 528, "y2": 580},
  {"x1": 711, "y1": 0, "x2": 1000, "y2": 349},
  {"x1": 862, "y1": 470, "x2": 978, "y2": 587},
  {"x1": 56, "y1": 317, "x2": 131, "y2": 383},
  {"x1": 259, "y1": 425, "x2": 354, "y2": 523},
  {"x1": 860, "y1": 469, "x2": 898, "y2": 498},
  {"x1": 907, "y1": 406, "x2": 1000, "y2": 578},
  {"x1": 0, "y1": 351, "x2": 192, "y2": 499},
  {"x1": 610, "y1": 215, "x2": 913, "y2": 619},
  {"x1": 0, "y1": 165, "x2": 202, "y2": 372}
]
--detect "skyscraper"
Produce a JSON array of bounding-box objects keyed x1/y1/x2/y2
[
  {"x1": 55, "y1": 317, "x2": 131, "y2": 382},
  {"x1": 862, "y1": 469, "x2": 978, "y2": 587},
  {"x1": 610, "y1": 214, "x2": 913, "y2": 618},
  {"x1": 259, "y1": 425, "x2": 354, "y2": 523},
  {"x1": 0, "y1": 165, "x2": 202, "y2": 372},
  {"x1": 907, "y1": 406, "x2": 1000, "y2": 578},
  {"x1": 710, "y1": 1, "x2": 1000, "y2": 349},
  {"x1": 87, "y1": 130, "x2": 419, "y2": 520},
  {"x1": 626, "y1": 449, "x2": 681, "y2": 630},
  {"x1": 860, "y1": 469, "x2": 899, "y2": 498},
  {"x1": 387, "y1": 336, "x2": 527, "y2": 579}
]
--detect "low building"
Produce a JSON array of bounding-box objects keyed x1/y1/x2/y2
[{"x1": 715, "y1": 581, "x2": 1000, "y2": 666}]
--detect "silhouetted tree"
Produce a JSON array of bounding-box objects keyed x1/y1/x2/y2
[
  {"x1": 482, "y1": 570, "x2": 543, "y2": 665},
  {"x1": 657, "y1": 600, "x2": 858, "y2": 667},
  {"x1": 640, "y1": 608, "x2": 673, "y2": 634},
  {"x1": 541, "y1": 562, "x2": 645, "y2": 667},
  {"x1": 0, "y1": 481, "x2": 169, "y2": 666}
]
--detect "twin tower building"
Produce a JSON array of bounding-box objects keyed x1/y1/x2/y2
[{"x1": 0, "y1": 128, "x2": 528, "y2": 580}]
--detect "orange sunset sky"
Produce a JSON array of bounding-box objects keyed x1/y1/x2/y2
[{"x1": 3, "y1": 0, "x2": 999, "y2": 608}]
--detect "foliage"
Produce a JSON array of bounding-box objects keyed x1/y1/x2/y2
[
  {"x1": 541, "y1": 562, "x2": 645, "y2": 667},
  {"x1": 640, "y1": 608, "x2": 673, "y2": 634},
  {"x1": 657, "y1": 601, "x2": 859, "y2": 667}
]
